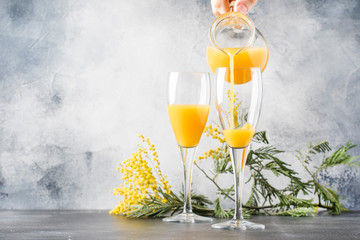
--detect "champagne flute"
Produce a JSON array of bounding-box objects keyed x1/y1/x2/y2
[
  {"x1": 163, "y1": 72, "x2": 212, "y2": 223},
  {"x1": 212, "y1": 67, "x2": 264, "y2": 230}
]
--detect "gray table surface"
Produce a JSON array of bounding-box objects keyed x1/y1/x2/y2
[{"x1": 0, "y1": 210, "x2": 359, "y2": 240}]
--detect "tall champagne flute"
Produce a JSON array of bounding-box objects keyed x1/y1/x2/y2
[
  {"x1": 163, "y1": 72, "x2": 212, "y2": 223},
  {"x1": 212, "y1": 67, "x2": 264, "y2": 230}
]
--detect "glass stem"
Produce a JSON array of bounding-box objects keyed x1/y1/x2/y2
[
  {"x1": 179, "y1": 146, "x2": 197, "y2": 214},
  {"x1": 229, "y1": 147, "x2": 248, "y2": 220}
]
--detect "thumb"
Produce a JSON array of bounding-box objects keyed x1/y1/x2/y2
[{"x1": 234, "y1": 0, "x2": 257, "y2": 14}]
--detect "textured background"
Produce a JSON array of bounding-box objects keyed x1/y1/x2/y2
[{"x1": 0, "y1": 0, "x2": 359, "y2": 209}]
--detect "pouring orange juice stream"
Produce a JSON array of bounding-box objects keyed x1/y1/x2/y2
[{"x1": 206, "y1": 46, "x2": 268, "y2": 149}]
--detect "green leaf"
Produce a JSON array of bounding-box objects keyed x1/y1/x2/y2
[
  {"x1": 214, "y1": 198, "x2": 232, "y2": 218},
  {"x1": 314, "y1": 181, "x2": 343, "y2": 214},
  {"x1": 253, "y1": 131, "x2": 269, "y2": 144},
  {"x1": 320, "y1": 141, "x2": 360, "y2": 170},
  {"x1": 218, "y1": 185, "x2": 235, "y2": 200},
  {"x1": 213, "y1": 155, "x2": 232, "y2": 175},
  {"x1": 308, "y1": 141, "x2": 331, "y2": 155},
  {"x1": 245, "y1": 181, "x2": 259, "y2": 208},
  {"x1": 191, "y1": 193, "x2": 212, "y2": 207}
]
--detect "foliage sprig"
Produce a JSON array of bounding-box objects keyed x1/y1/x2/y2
[{"x1": 110, "y1": 128, "x2": 360, "y2": 218}]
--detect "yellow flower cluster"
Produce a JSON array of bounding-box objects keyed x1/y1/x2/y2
[
  {"x1": 204, "y1": 124, "x2": 225, "y2": 144},
  {"x1": 110, "y1": 135, "x2": 172, "y2": 215},
  {"x1": 196, "y1": 90, "x2": 240, "y2": 163},
  {"x1": 197, "y1": 147, "x2": 222, "y2": 162},
  {"x1": 196, "y1": 124, "x2": 225, "y2": 163}
]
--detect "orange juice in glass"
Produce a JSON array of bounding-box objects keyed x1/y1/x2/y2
[
  {"x1": 209, "y1": 11, "x2": 267, "y2": 230},
  {"x1": 167, "y1": 104, "x2": 210, "y2": 148},
  {"x1": 164, "y1": 72, "x2": 212, "y2": 223}
]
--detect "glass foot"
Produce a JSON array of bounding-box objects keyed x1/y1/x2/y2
[
  {"x1": 162, "y1": 213, "x2": 213, "y2": 223},
  {"x1": 212, "y1": 219, "x2": 265, "y2": 230}
]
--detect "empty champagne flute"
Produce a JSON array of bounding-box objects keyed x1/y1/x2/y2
[
  {"x1": 163, "y1": 72, "x2": 212, "y2": 223},
  {"x1": 212, "y1": 67, "x2": 264, "y2": 230}
]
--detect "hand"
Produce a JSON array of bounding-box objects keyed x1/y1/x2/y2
[{"x1": 211, "y1": 0, "x2": 258, "y2": 16}]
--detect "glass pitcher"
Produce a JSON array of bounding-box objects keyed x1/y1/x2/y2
[{"x1": 206, "y1": 10, "x2": 269, "y2": 74}]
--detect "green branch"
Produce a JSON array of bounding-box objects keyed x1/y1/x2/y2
[{"x1": 111, "y1": 130, "x2": 359, "y2": 218}]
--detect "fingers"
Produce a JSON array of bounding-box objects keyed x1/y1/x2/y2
[
  {"x1": 211, "y1": 0, "x2": 258, "y2": 16},
  {"x1": 234, "y1": 0, "x2": 258, "y2": 14},
  {"x1": 211, "y1": 0, "x2": 231, "y2": 16}
]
